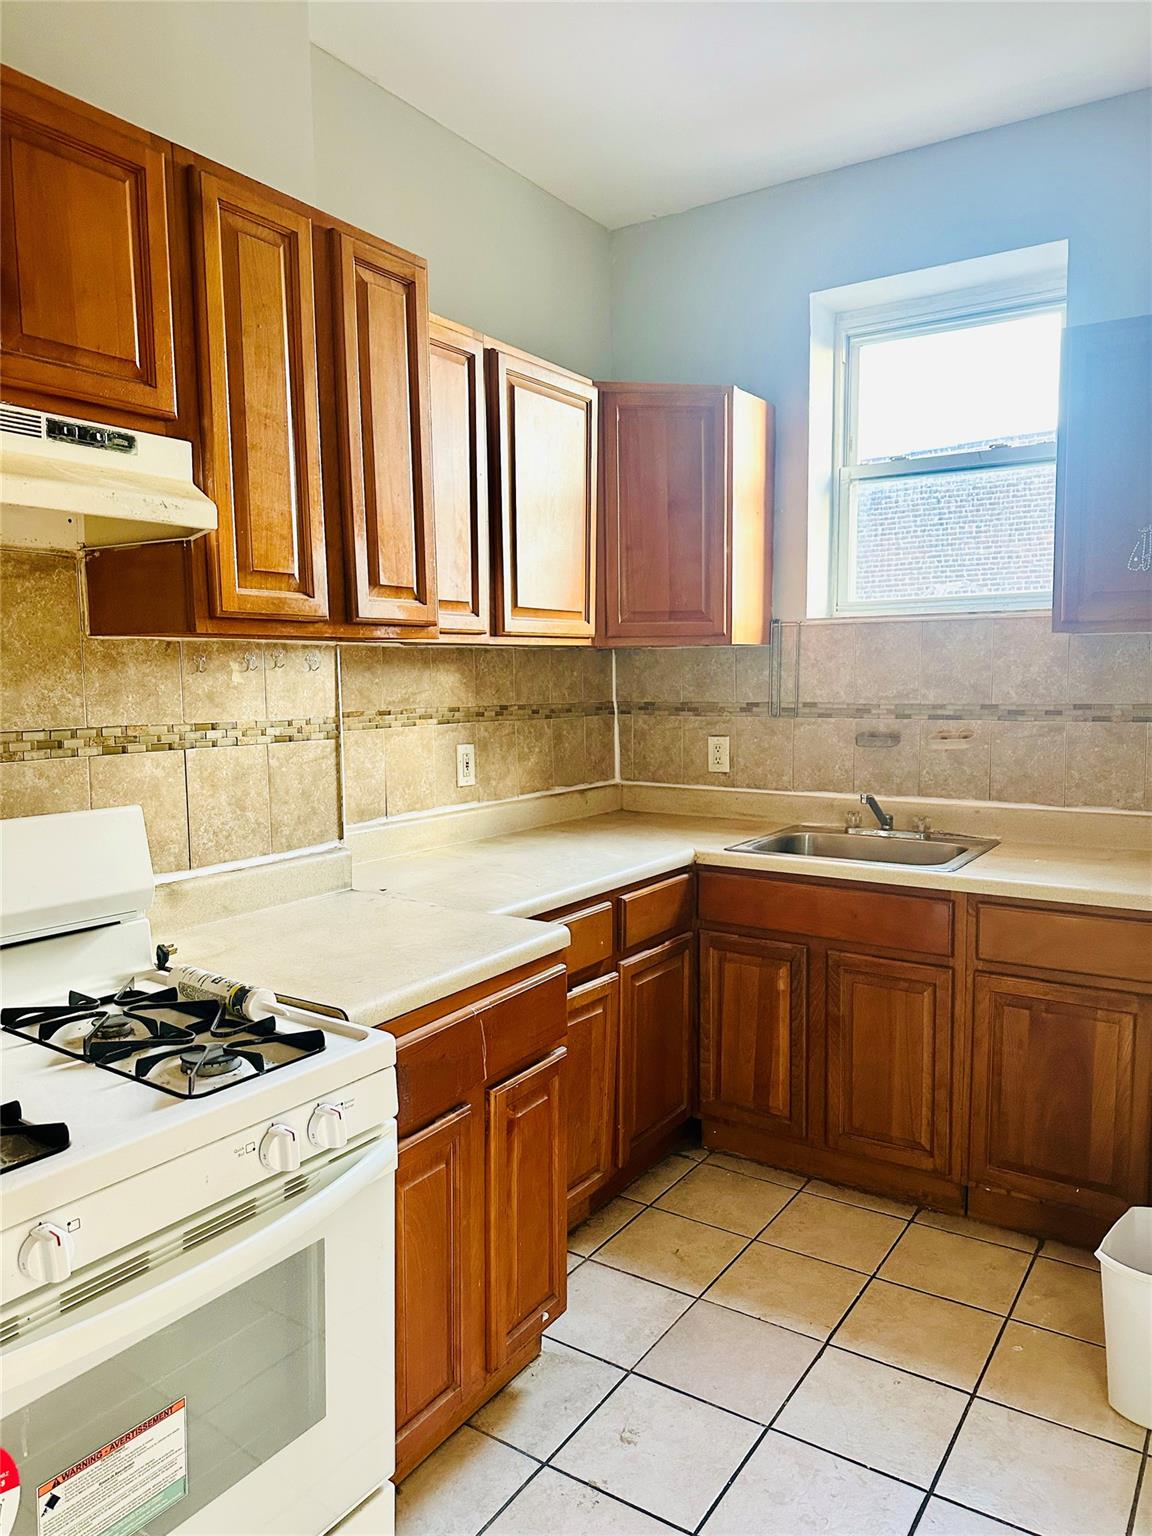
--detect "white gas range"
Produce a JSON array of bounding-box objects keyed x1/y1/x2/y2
[{"x1": 0, "y1": 808, "x2": 397, "y2": 1536}]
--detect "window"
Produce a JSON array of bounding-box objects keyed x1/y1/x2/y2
[{"x1": 831, "y1": 290, "x2": 1065, "y2": 616}]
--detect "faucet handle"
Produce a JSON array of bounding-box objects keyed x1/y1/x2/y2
[
  {"x1": 845, "y1": 809, "x2": 862, "y2": 830},
  {"x1": 912, "y1": 815, "x2": 932, "y2": 836}
]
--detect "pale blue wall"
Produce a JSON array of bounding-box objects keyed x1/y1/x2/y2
[{"x1": 609, "y1": 90, "x2": 1152, "y2": 615}]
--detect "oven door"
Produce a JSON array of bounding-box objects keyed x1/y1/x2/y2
[{"x1": 0, "y1": 1131, "x2": 396, "y2": 1536}]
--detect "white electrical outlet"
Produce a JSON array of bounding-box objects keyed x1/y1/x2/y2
[
  {"x1": 456, "y1": 742, "x2": 477, "y2": 787},
  {"x1": 707, "y1": 735, "x2": 730, "y2": 774}
]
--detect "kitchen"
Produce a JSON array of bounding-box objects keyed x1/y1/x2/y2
[{"x1": 0, "y1": 4, "x2": 1150, "y2": 1535}]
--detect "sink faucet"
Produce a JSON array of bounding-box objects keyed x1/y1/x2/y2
[{"x1": 859, "y1": 792, "x2": 894, "y2": 831}]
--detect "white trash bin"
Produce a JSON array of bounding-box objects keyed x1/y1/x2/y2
[{"x1": 1096, "y1": 1206, "x2": 1152, "y2": 1430}]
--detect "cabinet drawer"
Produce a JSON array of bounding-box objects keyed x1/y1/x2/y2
[
  {"x1": 976, "y1": 903, "x2": 1152, "y2": 986},
  {"x1": 698, "y1": 872, "x2": 953, "y2": 958},
  {"x1": 560, "y1": 902, "x2": 615, "y2": 981},
  {"x1": 395, "y1": 1012, "x2": 484, "y2": 1137},
  {"x1": 620, "y1": 873, "x2": 693, "y2": 952}
]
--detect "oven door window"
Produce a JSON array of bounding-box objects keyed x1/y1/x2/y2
[{"x1": 1, "y1": 1243, "x2": 325, "y2": 1536}]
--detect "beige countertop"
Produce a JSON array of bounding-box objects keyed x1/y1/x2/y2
[
  {"x1": 354, "y1": 810, "x2": 1152, "y2": 916},
  {"x1": 171, "y1": 889, "x2": 568, "y2": 1028}
]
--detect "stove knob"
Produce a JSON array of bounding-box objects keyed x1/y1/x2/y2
[
  {"x1": 308, "y1": 1102, "x2": 348, "y2": 1151},
  {"x1": 19, "y1": 1222, "x2": 74, "y2": 1284},
  {"x1": 259, "y1": 1123, "x2": 301, "y2": 1174}
]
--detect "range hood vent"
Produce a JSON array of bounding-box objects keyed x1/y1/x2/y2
[{"x1": 0, "y1": 402, "x2": 218, "y2": 550}]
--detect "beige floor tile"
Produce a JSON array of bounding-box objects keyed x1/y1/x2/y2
[
  {"x1": 623, "y1": 1154, "x2": 696, "y2": 1203},
  {"x1": 595, "y1": 1208, "x2": 747, "y2": 1295},
  {"x1": 937, "y1": 1399, "x2": 1141, "y2": 1536},
  {"x1": 1133, "y1": 1470, "x2": 1152, "y2": 1536},
  {"x1": 568, "y1": 1197, "x2": 645, "y2": 1256},
  {"x1": 978, "y1": 1320, "x2": 1143, "y2": 1449},
  {"x1": 915, "y1": 1209, "x2": 1038, "y2": 1254},
  {"x1": 552, "y1": 1374, "x2": 759, "y2": 1529},
  {"x1": 705, "y1": 1243, "x2": 866, "y2": 1340},
  {"x1": 566, "y1": 1253, "x2": 583, "y2": 1274},
  {"x1": 803, "y1": 1180, "x2": 917, "y2": 1219},
  {"x1": 879, "y1": 1226, "x2": 1030, "y2": 1313},
  {"x1": 1040, "y1": 1238, "x2": 1099, "y2": 1270},
  {"x1": 546, "y1": 1261, "x2": 692, "y2": 1367},
  {"x1": 700, "y1": 1432, "x2": 923, "y2": 1536},
  {"x1": 705, "y1": 1151, "x2": 806, "y2": 1188},
  {"x1": 638, "y1": 1299, "x2": 820, "y2": 1423},
  {"x1": 917, "y1": 1496, "x2": 1031, "y2": 1535},
  {"x1": 332, "y1": 1484, "x2": 392, "y2": 1534},
  {"x1": 396, "y1": 1425, "x2": 534, "y2": 1536},
  {"x1": 487, "y1": 1469, "x2": 671, "y2": 1534},
  {"x1": 835, "y1": 1278, "x2": 1001, "y2": 1390},
  {"x1": 759, "y1": 1192, "x2": 906, "y2": 1273},
  {"x1": 655, "y1": 1163, "x2": 795, "y2": 1236},
  {"x1": 1012, "y1": 1256, "x2": 1105, "y2": 1344},
  {"x1": 471, "y1": 1339, "x2": 624, "y2": 1458},
  {"x1": 776, "y1": 1347, "x2": 967, "y2": 1487}
]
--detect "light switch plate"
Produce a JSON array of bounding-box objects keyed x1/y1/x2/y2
[
  {"x1": 456, "y1": 742, "x2": 476, "y2": 787},
  {"x1": 707, "y1": 735, "x2": 730, "y2": 773}
]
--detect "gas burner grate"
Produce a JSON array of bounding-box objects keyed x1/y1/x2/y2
[
  {"x1": 1, "y1": 998, "x2": 223, "y2": 1058},
  {"x1": 1, "y1": 1100, "x2": 70, "y2": 1174}
]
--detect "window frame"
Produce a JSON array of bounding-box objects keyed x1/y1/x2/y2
[{"x1": 830, "y1": 278, "x2": 1067, "y2": 618}]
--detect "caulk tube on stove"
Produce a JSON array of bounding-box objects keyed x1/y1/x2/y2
[{"x1": 165, "y1": 965, "x2": 278, "y2": 1022}]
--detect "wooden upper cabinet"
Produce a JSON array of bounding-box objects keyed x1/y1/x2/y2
[
  {"x1": 699, "y1": 931, "x2": 807, "y2": 1141},
  {"x1": 334, "y1": 232, "x2": 436, "y2": 628},
  {"x1": 969, "y1": 973, "x2": 1152, "y2": 1221},
  {"x1": 487, "y1": 346, "x2": 597, "y2": 639},
  {"x1": 193, "y1": 168, "x2": 328, "y2": 621},
  {"x1": 1053, "y1": 315, "x2": 1152, "y2": 632},
  {"x1": 0, "y1": 67, "x2": 177, "y2": 418},
  {"x1": 429, "y1": 318, "x2": 489, "y2": 635},
  {"x1": 598, "y1": 384, "x2": 773, "y2": 645},
  {"x1": 826, "y1": 951, "x2": 953, "y2": 1176}
]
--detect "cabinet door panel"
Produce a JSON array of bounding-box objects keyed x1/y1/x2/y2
[
  {"x1": 619, "y1": 935, "x2": 694, "y2": 1164},
  {"x1": 487, "y1": 1049, "x2": 567, "y2": 1369},
  {"x1": 396, "y1": 1103, "x2": 484, "y2": 1470},
  {"x1": 195, "y1": 171, "x2": 327, "y2": 620},
  {"x1": 827, "y1": 951, "x2": 953, "y2": 1174},
  {"x1": 601, "y1": 388, "x2": 728, "y2": 640},
  {"x1": 970, "y1": 974, "x2": 1151, "y2": 1213},
  {"x1": 1, "y1": 69, "x2": 176, "y2": 416},
  {"x1": 700, "y1": 932, "x2": 806, "y2": 1139},
  {"x1": 489, "y1": 350, "x2": 596, "y2": 638},
  {"x1": 564, "y1": 974, "x2": 620, "y2": 1215},
  {"x1": 335, "y1": 233, "x2": 436, "y2": 627},
  {"x1": 430, "y1": 319, "x2": 488, "y2": 634},
  {"x1": 1054, "y1": 316, "x2": 1152, "y2": 631}
]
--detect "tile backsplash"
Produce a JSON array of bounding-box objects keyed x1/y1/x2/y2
[
  {"x1": 2, "y1": 551, "x2": 1149, "y2": 880},
  {"x1": 617, "y1": 619, "x2": 1152, "y2": 811},
  {"x1": 0, "y1": 551, "x2": 613, "y2": 875}
]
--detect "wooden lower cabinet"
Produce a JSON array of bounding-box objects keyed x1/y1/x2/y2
[
  {"x1": 395, "y1": 1104, "x2": 484, "y2": 1473},
  {"x1": 564, "y1": 974, "x2": 620, "y2": 1217},
  {"x1": 618, "y1": 934, "x2": 695, "y2": 1165},
  {"x1": 487, "y1": 1048, "x2": 568, "y2": 1370},
  {"x1": 969, "y1": 973, "x2": 1152, "y2": 1228},
  {"x1": 826, "y1": 951, "x2": 953, "y2": 1176},
  {"x1": 699, "y1": 932, "x2": 807, "y2": 1140}
]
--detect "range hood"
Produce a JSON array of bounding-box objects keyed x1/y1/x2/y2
[{"x1": 0, "y1": 402, "x2": 217, "y2": 550}]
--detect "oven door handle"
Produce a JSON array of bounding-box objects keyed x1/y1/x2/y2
[{"x1": 2, "y1": 1129, "x2": 396, "y2": 1412}]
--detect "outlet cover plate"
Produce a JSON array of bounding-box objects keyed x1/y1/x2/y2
[
  {"x1": 456, "y1": 742, "x2": 477, "y2": 787},
  {"x1": 707, "y1": 735, "x2": 730, "y2": 774}
]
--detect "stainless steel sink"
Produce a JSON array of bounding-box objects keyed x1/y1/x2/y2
[{"x1": 726, "y1": 824, "x2": 998, "y2": 872}]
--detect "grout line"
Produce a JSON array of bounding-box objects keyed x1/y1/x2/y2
[
  {"x1": 907, "y1": 1242, "x2": 1043, "y2": 1534},
  {"x1": 1125, "y1": 1428, "x2": 1151, "y2": 1536}
]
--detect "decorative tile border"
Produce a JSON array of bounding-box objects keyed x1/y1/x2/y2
[
  {"x1": 617, "y1": 700, "x2": 1152, "y2": 724},
  {"x1": 340, "y1": 701, "x2": 616, "y2": 731},
  {"x1": 0, "y1": 717, "x2": 338, "y2": 764}
]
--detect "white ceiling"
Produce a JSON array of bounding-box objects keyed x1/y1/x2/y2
[{"x1": 308, "y1": 1, "x2": 1152, "y2": 229}]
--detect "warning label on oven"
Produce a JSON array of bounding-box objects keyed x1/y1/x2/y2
[{"x1": 37, "y1": 1400, "x2": 187, "y2": 1536}]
